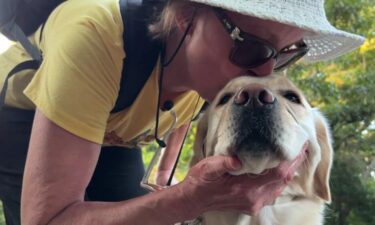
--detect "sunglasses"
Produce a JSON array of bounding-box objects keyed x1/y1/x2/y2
[{"x1": 213, "y1": 8, "x2": 309, "y2": 71}]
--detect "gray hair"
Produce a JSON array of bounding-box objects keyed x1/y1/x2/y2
[{"x1": 149, "y1": 0, "x2": 202, "y2": 39}]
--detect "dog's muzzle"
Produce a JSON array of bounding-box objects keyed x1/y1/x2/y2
[{"x1": 229, "y1": 84, "x2": 283, "y2": 156}]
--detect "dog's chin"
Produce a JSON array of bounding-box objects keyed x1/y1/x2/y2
[
  {"x1": 228, "y1": 151, "x2": 281, "y2": 176},
  {"x1": 227, "y1": 141, "x2": 309, "y2": 176},
  {"x1": 230, "y1": 159, "x2": 280, "y2": 175}
]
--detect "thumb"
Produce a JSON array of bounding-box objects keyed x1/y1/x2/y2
[
  {"x1": 276, "y1": 146, "x2": 308, "y2": 183},
  {"x1": 200, "y1": 155, "x2": 242, "y2": 181}
]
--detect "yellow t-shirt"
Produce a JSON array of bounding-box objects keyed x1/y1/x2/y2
[{"x1": 0, "y1": 0, "x2": 205, "y2": 146}]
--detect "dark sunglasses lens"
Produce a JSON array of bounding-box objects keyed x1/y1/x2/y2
[
  {"x1": 274, "y1": 49, "x2": 308, "y2": 71},
  {"x1": 230, "y1": 41, "x2": 275, "y2": 68}
]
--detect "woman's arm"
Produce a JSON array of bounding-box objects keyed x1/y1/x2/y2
[
  {"x1": 156, "y1": 123, "x2": 190, "y2": 186},
  {"x1": 21, "y1": 110, "x2": 192, "y2": 225},
  {"x1": 21, "y1": 110, "x2": 304, "y2": 225}
]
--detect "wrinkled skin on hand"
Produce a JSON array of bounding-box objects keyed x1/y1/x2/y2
[{"x1": 176, "y1": 152, "x2": 305, "y2": 217}]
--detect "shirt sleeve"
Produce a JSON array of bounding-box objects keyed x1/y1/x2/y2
[{"x1": 24, "y1": 0, "x2": 125, "y2": 144}]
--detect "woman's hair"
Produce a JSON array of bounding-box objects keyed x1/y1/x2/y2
[{"x1": 149, "y1": 0, "x2": 201, "y2": 39}]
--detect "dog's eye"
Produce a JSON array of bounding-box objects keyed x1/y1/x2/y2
[
  {"x1": 283, "y1": 91, "x2": 301, "y2": 104},
  {"x1": 217, "y1": 93, "x2": 233, "y2": 106}
]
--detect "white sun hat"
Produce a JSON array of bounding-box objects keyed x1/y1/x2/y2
[{"x1": 190, "y1": 0, "x2": 365, "y2": 62}]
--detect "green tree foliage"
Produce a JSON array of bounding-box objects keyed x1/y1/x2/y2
[
  {"x1": 287, "y1": 0, "x2": 375, "y2": 224},
  {"x1": 0, "y1": 201, "x2": 5, "y2": 225}
]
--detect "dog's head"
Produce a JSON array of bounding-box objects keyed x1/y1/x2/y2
[{"x1": 193, "y1": 74, "x2": 333, "y2": 202}]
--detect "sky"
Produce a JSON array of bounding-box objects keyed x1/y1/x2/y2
[{"x1": 0, "y1": 34, "x2": 12, "y2": 54}]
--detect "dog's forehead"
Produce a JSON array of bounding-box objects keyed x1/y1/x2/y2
[{"x1": 222, "y1": 75, "x2": 295, "y2": 92}]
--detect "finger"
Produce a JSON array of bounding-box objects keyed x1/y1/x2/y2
[
  {"x1": 277, "y1": 144, "x2": 308, "y2": 181},
  {"x1": 288, "y1": 145, "x2": 308, "y2": 172},
  {"x1": 200, "y1": 155, "x2": 242, "y2": 181}
]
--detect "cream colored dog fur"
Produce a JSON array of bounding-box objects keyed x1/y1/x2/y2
[{"x1": 191, "y1": 75, "x2": 333, "y2": 225}]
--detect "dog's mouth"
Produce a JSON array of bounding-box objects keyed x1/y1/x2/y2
[{"x1": 227, "y1": 111, "x2": 283, "y2": 174}]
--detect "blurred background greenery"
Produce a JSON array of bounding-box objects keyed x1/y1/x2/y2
[
  {"x1": 288, "y1": 0, "x2": 375, "y2": 224},
  {"x1": 0, "y1": 202, "x2": 4, "y2": 225},
  {"x1": 0, "y1": 0, "x2": 374, "y2": 224}
]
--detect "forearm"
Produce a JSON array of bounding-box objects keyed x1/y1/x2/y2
[
  {"x1": 157, "y1": 124, "x2": 190, "y2": 185},
  {"x1": 159, "y1": 124, "x2": 190, "y2": 170},
  {"x1": 47, "y1": 185, "x2": 194, "y2": 225},
  {"x1": 22, "y1": 111, "x2": 195, "y2": 225}
]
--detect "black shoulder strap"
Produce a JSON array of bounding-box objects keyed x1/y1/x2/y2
[
  {"x1": 0, "y1": 59, "x2": 40, "y2": 108},
  {"x1": 111, "y1": 0, "x2": 163, "y2": 113}
]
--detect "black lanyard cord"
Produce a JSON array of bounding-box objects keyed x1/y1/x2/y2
[{"x1": 154, "y1": 8, "x2": 197, "y2": 148}]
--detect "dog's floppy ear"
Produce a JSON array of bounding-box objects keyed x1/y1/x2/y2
[
  {"x1": 191, "y1": 112, "x2": 209, "y2": 165},
  {"x1": 312, "y1": 109, "x2": 333, "y2": 202}
]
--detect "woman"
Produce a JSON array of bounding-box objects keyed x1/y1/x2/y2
[{"x1": 0, "y1": 0, "x2": 364, "y2": 225}]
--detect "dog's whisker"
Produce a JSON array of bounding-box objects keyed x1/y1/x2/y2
[
  {"x1": 304, "y1": 156, "x2": 312, "y2": 169},
  {"x1": 216, "y1": 127, "x2": 239, "y2": 141},
  {"x1": 286, "y1": 105, "x2": 299, "y2": 124},
  {"x1": 301, "y1": 158, "x2": 312, "y2": 177}
]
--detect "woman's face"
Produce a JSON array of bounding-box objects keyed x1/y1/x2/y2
[{"x1": 182, "y1": 8, "x2": 305, "y2": 101}]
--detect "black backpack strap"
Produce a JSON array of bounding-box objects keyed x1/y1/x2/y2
[
  {"x1": 111, "y1": 0, "x2": 163, "y2": 113},
  {"x1": 0, "y1": 59, "x2": 40, "y2": 108}
]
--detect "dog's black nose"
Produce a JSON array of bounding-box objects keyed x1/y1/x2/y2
[{"x1": 234, "y1": 85, "x2": 275, "y2": 107}]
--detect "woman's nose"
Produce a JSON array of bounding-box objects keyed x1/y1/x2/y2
[{"x1": 247, "y1": 59, "x2": 276, "y2": 77}]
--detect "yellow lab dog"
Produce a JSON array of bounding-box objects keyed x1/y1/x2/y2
[{"x1": 191, "y1": 75, "x2": 333, "y2": 225}]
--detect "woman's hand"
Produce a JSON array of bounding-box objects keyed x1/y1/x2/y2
[{"x1": 176, "y1": 152, "x2": 305, "y2": 217}]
